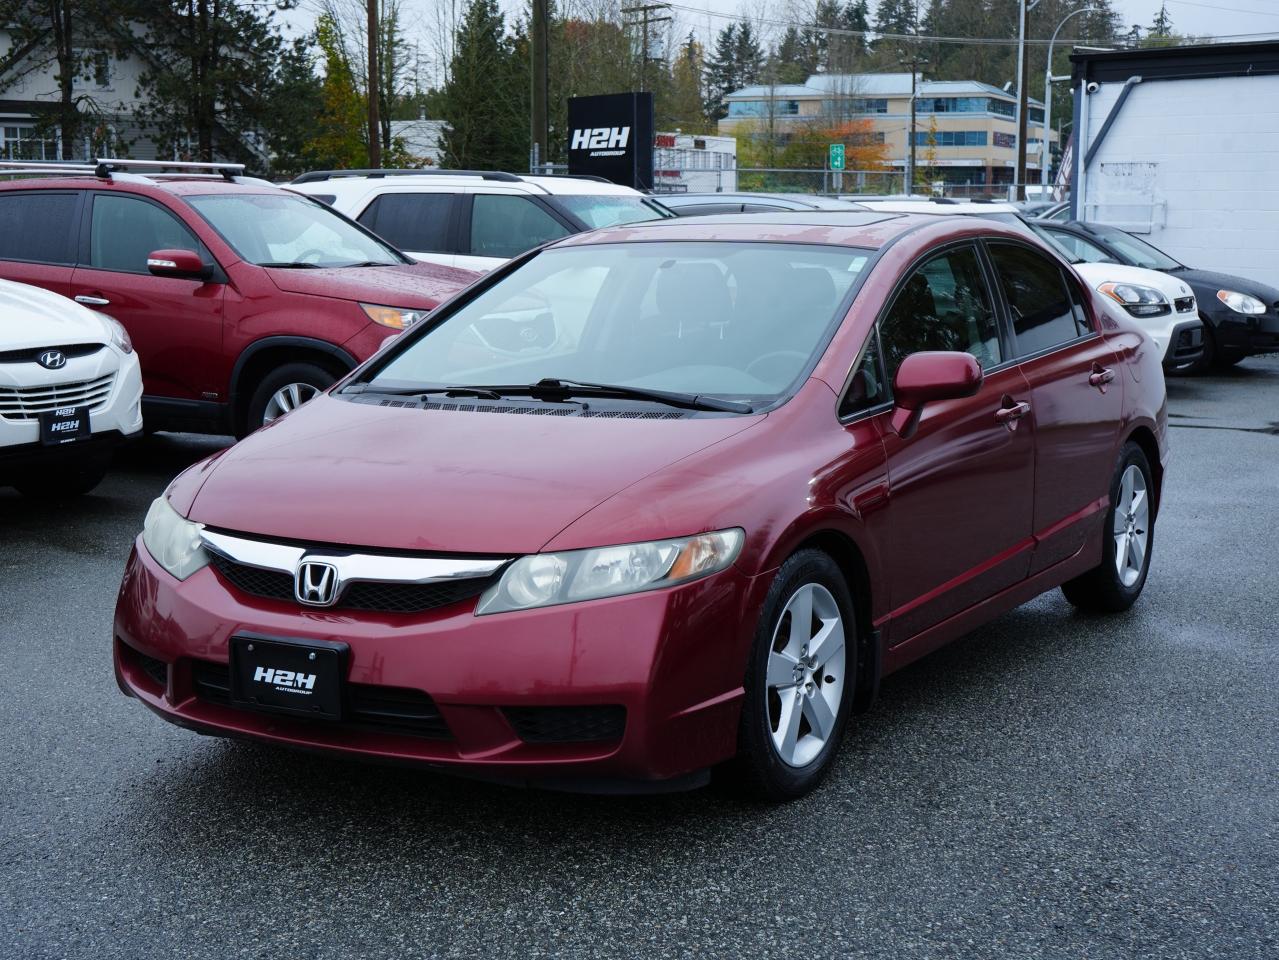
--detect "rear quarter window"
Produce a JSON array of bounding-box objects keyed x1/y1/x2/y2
[{"x1": 0, "y1": 192, "x2": 79, "y2": 264}]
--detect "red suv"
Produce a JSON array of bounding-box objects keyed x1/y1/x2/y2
[
  {"x1": 113, "y1": 212, "x2": 1169, "y2": 799},
  {"x1": 0, "y1": 161, "x2": 477, "y2": 436}
]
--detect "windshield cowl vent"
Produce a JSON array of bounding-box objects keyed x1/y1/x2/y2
[{"x1": 362, "y1": 397, "x2": 686, "y2": 420}]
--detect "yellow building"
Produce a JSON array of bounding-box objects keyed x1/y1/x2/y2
[{"x1": 718, "y1": 73, "x2": 1056, "y2": 191}]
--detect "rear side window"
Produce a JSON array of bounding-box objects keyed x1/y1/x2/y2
[
  {"x1": 90, "y1": 195, "x2": 200, "y2": 273},
  {"x1": 0, "y1": 192, "x2": 79, "y2": 264},
  {"x1": 986, "y1": 242, "x2": 1084, "y2": 356},
  {"x1": 469, "y1": 195, "x2": 569, "y2": 259},
  {"x1": 879, "y1": 244, "x2": 1003, "y2": 378},
  {"x1": 358, "y1": 193, "x2": 454, "y2": 254}
]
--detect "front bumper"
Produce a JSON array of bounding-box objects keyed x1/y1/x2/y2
[
  {"x1": 1161, "y1": 318, "x2": 1205, "y2": 368},
  {"x1": 1207, "y1": 307, "x2": 1279, "y2": 358},
  {"x1": 113, "y1": 540, "x2": 760, "y2": 786}
]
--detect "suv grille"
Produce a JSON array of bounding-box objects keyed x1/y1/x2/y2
[
  {"x1": 503, "y1": 705, "x2": 627, "y2": 743},
  {"x1": 0, "y1": 343, "x2": 104, "y2": 364},
  {"x1": 208, "y1": 553, "x2": 494, "y2": 614},
  {"x1": 1174, "y1": 296, "x2": 1195, "y2": 313},
  {"x1": 191, "y1": 660, "x2": 452, "y2": 739},
  {"x1": 0, "y1": 373, "x2": 114, "y2": 420}
]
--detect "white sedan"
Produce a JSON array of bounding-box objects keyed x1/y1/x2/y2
[{"x1": 0, "y1": 279, "x2": 143, "y2": 497}]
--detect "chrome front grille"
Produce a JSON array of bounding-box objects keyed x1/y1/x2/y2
[{"x1": 0, "y1": 373, "x2": 114, "y2": 420}]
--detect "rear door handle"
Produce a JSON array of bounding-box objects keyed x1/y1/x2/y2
[
  {"x1": 75, "y1": 294, "x2": 111, "y2": 306},
  {"x1": 1089, "y1": 366, "x2": 1115, "y2": 387},
  {"x1": 994, "y1": 400, "x2": 1031, "y2": 423}
]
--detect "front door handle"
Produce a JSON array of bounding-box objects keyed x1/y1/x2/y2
[
  {"x1": 1089, "y1": 366, "x2": 1116, "y2": 388},
  {"x1": 994, "y1": 400, "x2": 1031, "y2": 424},
  {"x1": 75, "y1": 294, "x2": 111, "y2": 306}
]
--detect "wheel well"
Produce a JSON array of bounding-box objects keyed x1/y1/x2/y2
[
  {"x1": 795, "y1": 529, "x2": 879, "y2": 713},
  {"x1": 1125, "y1": 425, "x2": 1163, "y2": 517},
  {"x1": 232, "y1": 346, "x2": 350, "y2": 433}
]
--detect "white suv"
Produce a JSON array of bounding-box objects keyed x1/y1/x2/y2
[
  {"x1": 855, "y1": 200, "x2": 1203, "y2": 370},
  {"x1": 0, "y1": 279, "x2": 143, "y2": 497},
  {"x1": 287, "y1": 170, "x2": 674, "y2": 272}
]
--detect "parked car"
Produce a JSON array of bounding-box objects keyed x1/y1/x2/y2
[
  {"x1": 658, "y1": 192, "x2": 869, "y2": 216},
  {"x1": 0, "y1": 278, "x2": 142, "y2": 496},
  {"x1": 1032, "y1": 220, "x2": 1279, "y2": 371},
  {"x1": 288, "y1": 169, "x2": 675, "y2": 272},
  {"x1": 0, "y1": 160, "x2": 477, "y2": 438},
  {"x1": 855, "y1": 200, "x2": 1203, "y2": 371},
  {"x1": 115, "y1": 210, "x2": 1168, "y2": 799}
]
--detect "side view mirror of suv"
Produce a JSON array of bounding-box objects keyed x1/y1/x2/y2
[
  {"x1": 890, "y1": 351, "x2": 984, "y2": 438},
  {"x1": 147, "y1": 248, "x2": 212, "y2": 281}
]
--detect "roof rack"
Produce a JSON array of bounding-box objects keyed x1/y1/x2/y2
[
  {"x1": 291, "y1": 168, "x2": 522, "y2": 185},
  {"x1": 92, "y1": 158, "x2": 246, "y2": 181},
  {"x1": 524, "y1": 172, "x2": 614, "y2": 184},
  {"x1": 0, "y1": 160, "x2": 98, "y2": 176}
]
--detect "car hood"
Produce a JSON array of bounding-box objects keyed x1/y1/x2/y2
[
  {"x1": 264, "y1": 261, "x2": 479, "y2": 309},
  {"x1": 1168, "y1": 268, "x2": 1279, "y2": 307},
  {"x1": 186, "y1": 393, "x2": 764, "y2": 554},
  {"x1": 0, "y1": 279, "x2": 109, "y2": 349},
  {"x1": 1072, "y1": 261, "x2": 1195, "y2": 303}
]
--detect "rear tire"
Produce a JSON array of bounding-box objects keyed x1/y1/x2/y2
[
  {"x1": 1061, "y1": 441, "x2": 1154, "y2": 613},
  {"x1": 13, "y1": 457, "x2": 110, "y2": 498},
  {"x1": 242, "y1": 362, "x2": 335, "y2": 437},
  {"x1": 729, "y1": 549, "x2": 856, "y2": 801}
]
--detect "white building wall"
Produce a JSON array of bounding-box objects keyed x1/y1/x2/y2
[{"x1": 1080, "y1": 74, "x2": 1279, "y2": 287}]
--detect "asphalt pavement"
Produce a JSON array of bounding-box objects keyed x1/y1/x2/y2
[{"x1": 1, "y1": 359, "x2": 1276, "y2": 959}]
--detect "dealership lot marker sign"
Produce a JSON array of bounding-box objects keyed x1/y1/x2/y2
[{"x1": 567, "y1": 92, "x2": 654, "y2": 190}]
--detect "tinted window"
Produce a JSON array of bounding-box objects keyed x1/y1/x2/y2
[
  {"x1": 358, "y1": 193, "x2": 454, "y2": 254},
  {"x1": 840, "y1": 329, "x2": 887, "y2": 417},
  {"x1": 0, "y1": 192, "x2": 78, "y2": 264},
  {"x1": 90, "y1": 195, "x2": 199, "y2": 273},
  {"x1": 470, "y1": 195, "x2": 569, "y2": 259},
  {"x1": 987, "y1": 243, "x2": 1081, "y2": 356},
  {"x1": 879, "y1": 245, "x2": 1002, "y2": 379},
  {"x1": 1041, "y1": 227, "x2": 1112, "y2": 264}
]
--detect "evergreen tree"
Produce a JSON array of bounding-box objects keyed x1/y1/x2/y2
[
  {"x1": 703, "y1": 22, "x2": 740, "y2": 121},
  {"x1": 735, "y1": 21, "x2": 764, "y2": 86},
  {"x1": 299, "y1": 14, "x2": 366, "y2": 172},
  {"x1": 1148, "y1": 2, "x2": 1174, "y2": 39},
  {"x1": 775, "y1": 27, "x2": 813, "y2": 83},
  {"x1": 668, "y1": 34, "x2": 709, "y2": 130},
  {"x1": 873, "y1": 0, "x2": 918, "y2": 39},
  {"x1": 439, "y1": 0, "x2": 524, "y2": 170}
]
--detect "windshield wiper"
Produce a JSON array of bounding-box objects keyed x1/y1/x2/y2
[
  {"x1": 340, "y1": 384, "x2": 506, "y2": 401},
  {"x1": 258, "y1": 261, "x2": 323, "y2": 269},
  {"x1": 340, "y1": 260, "x2": 398, "y2": 268},
  {"x1": 524, "y1": 378, "x2": 753, "y2": 413}
]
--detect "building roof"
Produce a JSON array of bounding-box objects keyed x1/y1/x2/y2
[
  {"x1": 725, "y1": 73, "x2": 1044, "y2": 108},
  {"x1": 1070, "y1": 39, "x2": 1279, "y2": 84}
]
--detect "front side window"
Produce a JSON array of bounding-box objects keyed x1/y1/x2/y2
[
  {"x1": 552, "y1": 194, "x2": 673, "y2": 229},
  {"x1": 879, "y1": 245, "x2": 1003, "y2": 378},
  {"x1": 367, "y1": 242, "x2": 869, "y2": 406},
  {"x1": 358, "y1": 192, "x2": 455, "y2": 254},
  {"x1": 0, "y1": 192, "x2": 78, "y2": 264},
  {"x1": 987, "y1": 242, "x2": 1086, "y2": 356},
  {"x1": 90, "y1": 195, "x2": 200, "y2": 273},
  {"x1": 1040, "y1": 228, "x2": 1113, "y2": 264},
  {"x1": 187, "y1": 193, "x2": 402, "y2": 268},
  {"x1": 470, "y1": 195, "x2": 570, "y2": 259}
]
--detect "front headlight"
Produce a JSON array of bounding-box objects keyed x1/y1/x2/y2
[
  {"x1": 141, "y1": 497, "x2": 209, "y2": 580},
  {"x1": 360, "y1": 302, "x2": 431, "y2": 330},
  {"x1": 1217, "y1": 290, "x2": 1266, "y2": 315},
  {"x1": 1098, "y1": 281, "x2": 1171, "y2": 318},
  {"x1": 476, "y1": 528, "x2": 745, "y2": 615},
  {"x1": 102, "y1": 315, "x2": 133, "y2": 354}
]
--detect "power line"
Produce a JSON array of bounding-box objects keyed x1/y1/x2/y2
[{"x1": 1161, "y1": 0, "x2": 1279, "y2": 18}]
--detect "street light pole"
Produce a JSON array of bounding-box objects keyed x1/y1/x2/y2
[{"x1": 1042, "y1": 7, "x2": 1094, "y2": 191}]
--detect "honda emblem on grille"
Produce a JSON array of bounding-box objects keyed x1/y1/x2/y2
[
  {"x1": 295, "y1": 560, "x2": 339, "y2": 606},
  {"x1": 37, "y1": 350, "x2": 66, "y2": 370}
]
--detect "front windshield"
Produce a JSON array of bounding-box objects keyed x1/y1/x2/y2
[
  {"x1": 555, "y1": 195, "x2": 674, "y2": 228},
  {"x1": 369, "y1": 241, "x2": 870, "y2": 405},
  {"x1": 1087, "y1": 225, "x2": 1183, "y2": 270},
  {"x1": 187, "y1": 193, "x2": 403, "y2": 267}
]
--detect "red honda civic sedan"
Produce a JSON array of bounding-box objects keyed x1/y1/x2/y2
[{"x1": 113, "y1": 212, "x2": 1168, "y2": 799}]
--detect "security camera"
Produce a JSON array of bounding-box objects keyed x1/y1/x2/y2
[{"x1": 1086, "y1": 81, "x2": 1100, "y2": 94}]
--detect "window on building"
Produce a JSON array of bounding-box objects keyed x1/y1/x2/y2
[
  {"x1": 913, "y1": 130, "x2": 987, "y2": 147},
  {"x1": 1029, "y1": 107, "x2": 1045, "y2": 124},
  {"x1": 850, "y1": 131, "x2": 885, "y2": 146},
  {"x1": 987, "y1": 98, "x2": 1015, "y2": 118},
  {"x1": 847, "y1": 98, "x2": 888, "y2": 114},
  {"x1": 1, "y1": 124, "x2": 57, "y2": 160},
  {"x1": 993, "y1": 132, "x2": 1016, "y2": 149}
]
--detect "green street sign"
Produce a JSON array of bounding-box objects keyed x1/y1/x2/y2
[{"x1": 829, "y1": 143, "x2": 846, "y2": 171}]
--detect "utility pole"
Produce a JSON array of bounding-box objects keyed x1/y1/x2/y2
[
  {"x1": 899, "y1": 52, "x2": 927, "y2": 196},
  {"x1": 367, "y1": 0, "x2": 381, "y2": 168},
  {"x1": 1014, "y1": 0, "x2": 1044, "y2": 201},
  {"x1": 531, "y1": 0, "x2": 549, "y2": 172},
  {"x1": 622, "y1": 4, "x2": 671, "y2": 93}
]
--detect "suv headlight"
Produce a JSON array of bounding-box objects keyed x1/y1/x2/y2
[
  {"x1": 142, "y1": 497, "x2": 209, "y2": 580},
  {"x1": 1098, "y1": 282, "x2": 1171, "y2": 318},
  {"x1": 1216, "y1": 290, "x2": 1266, "y2": 315},
  {"x1": 102, "y1": 315, "x2": 133, "y2": 354},
  {"x1": 476, "y1": 529, "x2": 745, "y2": 615},
  {"x1": 361, "y1": 303, "x2": 431, "y2": 330}
]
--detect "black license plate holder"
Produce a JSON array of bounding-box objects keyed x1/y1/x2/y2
[
  {"x1": 39, "y1": 405, "x2": 90, "y2": 446},
  {"x1": 229, "y1": 635, "x2": 347, "y2": 720}
]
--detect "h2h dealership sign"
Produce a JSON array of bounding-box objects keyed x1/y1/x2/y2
[{"x1": 567, "y1": 92, "x2": 654, "y2": 190}]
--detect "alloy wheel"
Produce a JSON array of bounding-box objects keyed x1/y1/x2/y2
[
  {"x1": 765, "y1": 582, "x2": 846, "y2": 767},
  {"x1": 263, "y1": 382, "x2": 320, "y2": 425},
  {"x1": 1113, "y1": 463, "x2": 1150, "y2": 587}
]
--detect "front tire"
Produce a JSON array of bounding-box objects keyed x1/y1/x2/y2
[
  {"x1": 13, "y1": 457, "x2": 110, "y2": 498},
  {"x1": 242, "y1": 362, "x2": 335, "y2": 437},
  {"x1": 731, "y1": 549, "x2": 856, "y2": 801},
  {"x1": 1061, "y1": 441, "x2": 1155, "y2": 613}
]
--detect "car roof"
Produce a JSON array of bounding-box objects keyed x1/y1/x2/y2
[
  {"x1": 854, "y1": 199, "x2": 1021, "y2": 214},
  {"x1": 0, "y1": 173, "x2": 280, "y2": 198},
  {"x1": 288, "y1": 171, "x2": 644, "y2": 198},
  {"x1": 658, "y1": 192, "x2": 864, "y2": 209}
]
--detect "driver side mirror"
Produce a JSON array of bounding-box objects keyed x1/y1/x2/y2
[
  {"x1": 147, "y1": 248, "x2": 213, "y2": 281},
  {"x1": 889, "y1": 351, "x2": 984, "y2": 439}
]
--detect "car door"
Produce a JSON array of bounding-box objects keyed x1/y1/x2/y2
[
  {"x1": 850, "y1": 242, "x2": 1036, "y2": 642},
  {"x1": 0, "y1": 189, "x2": 83, "y2": 297},
  {"x1": 354, "y1": 190, "x2": 460, "y2": 268},
  {"x1": 456, "y1": 193, "x2": 573, "y2": 272},
  {"x1": 984, "y1": 241, "x2": 1124, "y2": 574},
  {"x1": 70, "y1": 192, "x2": 225, "y2": 402}
]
